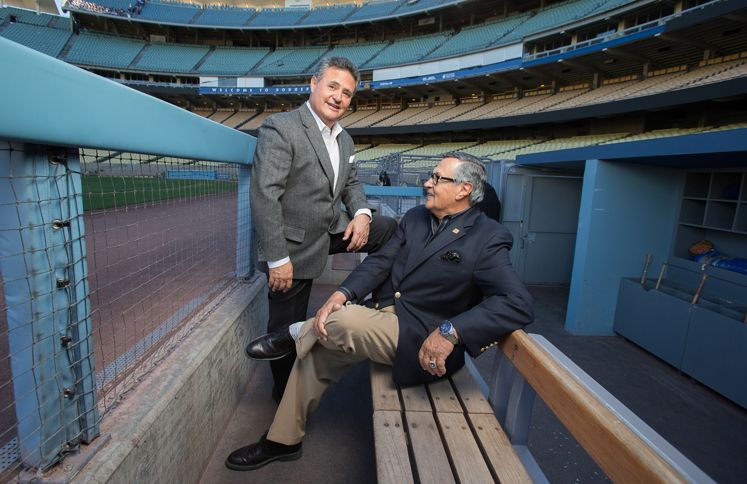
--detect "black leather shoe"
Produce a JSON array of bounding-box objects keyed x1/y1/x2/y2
[
  {"x1": 225, "y1": 433, "x2": 302, "y2": 471},
  {"x1": 246, "y1": 331, "x2": 295, "y2": 360}
]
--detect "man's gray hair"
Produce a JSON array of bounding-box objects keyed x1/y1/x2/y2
[
  {"x1": 443, "y1": 151, "x2": 487, "y2": 205},
  {"x1": 313, "y1": 56, "x2": 361, "y2": 86}
]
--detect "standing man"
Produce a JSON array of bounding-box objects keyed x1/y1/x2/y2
[
  {"x1": 250, "y1": 57, "x2": 396, "y2": 402},
  {"x1": 227, "y1": 152, "x2": 533, "y2": 470}
]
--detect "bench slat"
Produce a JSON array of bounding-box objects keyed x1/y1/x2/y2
[
  {"x1": 468, "y1": 413, "x2": 533, "y2": 483},
  {"x1": 401, "y1": 385, "x2": 432, "y2": 412},
  {"x1": 405, "y1": 411, "x2": 456, "y2": 484},
  {"x1": 450, "y1": 367, "x2": 494, "y2": 414},
  {"x1": 437, "y1": 412, "x2": 496, "y2": 483},
  {"x1": 428, "y1": 379, "x2": 462, "y2": 413},
  {"x1": 370, "y1": 363, "x2": 401, "y2": 412},
  {"x1": 373, "y1": 410, "x2": 414, "y2": 484},
  {"x1": 500, "y1": 331, "x2": 686, "y2": 484}
]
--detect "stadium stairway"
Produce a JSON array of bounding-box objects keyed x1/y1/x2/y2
[
  {"x1": 58, "y1": 34, "x2": 78, "y2": 62},
  {"x1": 192, "y1": 47, "x2": 215, "y2": 73},
  {"x1": 241, "y1": 10, "x2": 260, "y2": 28},
  {"x1": 187, "y1": 8, "x2": 203, "y2": 25},
  {"x1": 128, "y1": 44, "x2": 149, "y2": 69}
]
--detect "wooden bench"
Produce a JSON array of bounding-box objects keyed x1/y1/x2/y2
[{"x1": 370, "y1": 330, "x2": 714, "y2": 483}]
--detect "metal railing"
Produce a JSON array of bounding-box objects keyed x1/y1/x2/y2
[{"x1": 0, "y1": 37, "x2": 255, "y2": 478}]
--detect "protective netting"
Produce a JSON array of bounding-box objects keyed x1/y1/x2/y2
[
  {"x1": 0, "y1": 144, "x2": 242, "y2": 477},
  {"x1": 78, "y1": 149, "x2": 239, "y2": 410}
]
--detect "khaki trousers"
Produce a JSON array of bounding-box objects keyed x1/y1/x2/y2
[{"x1": 266, "y1": 304, "x2": 398, "y2": 445}]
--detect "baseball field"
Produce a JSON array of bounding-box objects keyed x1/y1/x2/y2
[{"x1": 82, "y1": 176, "x2": 237, "y2": 211}]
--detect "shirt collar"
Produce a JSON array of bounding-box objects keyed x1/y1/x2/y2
[
  {"x1": 306, "y1": 102, "x2": 343, "y2": 138},
  {"x1": 430, "y1": 206, "x2": 473, "y2": 235}
]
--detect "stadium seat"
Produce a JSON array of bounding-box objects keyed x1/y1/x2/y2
[
  {"x1": 197, "y1": 47, "x2": 269, "y2": 76},
  {"x1": 1, "y1": 22, "x2": 71, "y2": 57},
  {"x1": 426, "y1": 14, "x2": 529, "y2": 59},
  {"x1": 251, "y1": 46, "x2": 329, "y2": 76},
  {"x1": 299, "y1": 5, "x2": 355, "y2": 26},
  {"x1": 363, "y1": 31, "x2": 452, "y2": 68},
  {"x1": 194, "y1": 7, "x2": 256, "y2": 27},
  {"x1": 346, "y1": 1, "x2": 401, "y2": 22},
  {"x1": 134, "y1": 43, "x2": 210, "y2": 73},
  {"x1": 66, "y1": 32, "x2": 145, "y2": 68},
  {"x1": 139, "y1": 2, "x2": 201, "y2": 24},
  {"x1": 249, "y1": 8, "x2": 308, "y2": 28}
]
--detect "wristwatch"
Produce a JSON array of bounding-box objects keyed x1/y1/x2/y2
[{"x1": 439, "y1": 320, "x2": 459, "y2": 345}]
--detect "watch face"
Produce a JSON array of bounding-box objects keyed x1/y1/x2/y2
[{"x1": 439, "y1": 321, "x2": 452, "y2": 334}]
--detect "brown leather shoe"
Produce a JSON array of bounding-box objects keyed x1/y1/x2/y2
[
  {"x1": 245, "y1": 331, "x2": 295, "y2": 360},
  {"x1": 225, "y1": 433, "x2": 302, "y2": 471}
]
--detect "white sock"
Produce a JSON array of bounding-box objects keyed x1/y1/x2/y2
[{"x1": 288, "y1": 321, "x2": 305, "y2": 341}]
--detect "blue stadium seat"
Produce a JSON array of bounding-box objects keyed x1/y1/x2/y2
[
  {"x1": 363, "y1": 31, "x2": 451, "y2": 68},
  {"x1": 198, "y1": 47, "x2": 270, "y2": 75},
  {"x1": 194, "y1": 7, "x2": 255, "y2": 27},
  {"x1": 299, "y1": 5, "x2": 355, "y2": 26},
  {"x1": 135, "y1": 43, "x2": 210, "y2": 72},
  {"x1": 1, "y1": 6, "x2": 56, "y2": 27},
  {"x1": 426, "y1": 13, "x2": 529, "y2": 59},
  {"x1": 251, "y1": 46, "x2": 329, "y2": 75},
  {"x1": 393, "y1": 0, "x2": 461, "y2": 17},
  {"x1": 346, "y1": 1, "x2": 400, "y2": 22},
  {"x1": 500, "y1": 0, "x2": 602, "y2": 44},
  {"x1": 65, "y1": 32, "x2": 145, "y2": 68},
  {"x1": 1, "y1": 22, "x2": 71, "y2": 57},
  {"x1": 249, "y1": 8, "x2": 308, "y2": 28},
  {"x1": 139, "y1": 1, "x2": 200, "y2": 24},
  {"x1": 325, "y1": 42, "x2": 389, "y2": 70}
]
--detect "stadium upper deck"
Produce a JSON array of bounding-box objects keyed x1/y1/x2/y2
[
  {"x1": 62, "y1": 0, "x2": 468, "y2": 29},
  {"x1": 1, "y1": 0, "x2": 726, "y2": 79}
]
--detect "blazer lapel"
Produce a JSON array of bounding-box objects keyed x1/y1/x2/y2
[
  {"x1": 403, "y1": 208, "x2": 480, "y2": 276},
  {"x1": 299, "y1": 105, "x2": 335, "y2": 193}
]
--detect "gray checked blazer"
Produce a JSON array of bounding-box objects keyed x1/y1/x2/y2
[{"x1": 250, "y1": 104, "x2": 369, "y2": 279}]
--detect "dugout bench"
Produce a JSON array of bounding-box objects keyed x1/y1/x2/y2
[{"x1": 370, "y1": 330, "x2": 713, "y2": 483}]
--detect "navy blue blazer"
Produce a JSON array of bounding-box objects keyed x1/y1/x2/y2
[{"x1": 342, "y1": 205, "x2": 534, "y2": 386}]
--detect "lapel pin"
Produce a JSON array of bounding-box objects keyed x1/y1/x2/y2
[{"x1": 452, "y1": 228, "x2": 460, "y2": 234}]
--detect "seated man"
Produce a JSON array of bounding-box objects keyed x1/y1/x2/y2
[{"x1": 226, "y1": 152, "x2": 534, "y2": 471}]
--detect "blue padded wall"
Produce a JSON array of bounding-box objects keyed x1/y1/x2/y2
[{"x1": 566, "y1": 160, "x2": 680, "y2": 334}]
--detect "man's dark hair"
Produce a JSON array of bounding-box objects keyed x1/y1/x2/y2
[
  {"x1": 313, "y1": 57, "x2": 361, "y2": 86},
  {"x1": 442, "y1": 151, "x2": 487, "y2": 205}
]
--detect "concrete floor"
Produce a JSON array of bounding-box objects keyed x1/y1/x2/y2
[{"x1": 200, "y1": 284, "x2": 747, "y2": 483}]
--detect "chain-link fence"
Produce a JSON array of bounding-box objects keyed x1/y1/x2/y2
[{"x1": 0, "y1": 143, "x2": 249, "y2": 479}]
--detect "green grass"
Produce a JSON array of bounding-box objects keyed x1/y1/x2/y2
[{"x1": 83, "y1": 176, "x2": 237, "y2": 211}]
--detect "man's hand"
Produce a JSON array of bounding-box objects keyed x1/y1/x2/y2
[
  {"x1": 342, "y1": 214, "x2": 371, "y2": 252},
  {"x1": 312, "y1": 290, "x2": 347, "y2": 341},
  {"x1": 268, "y1": 260, "x2": 293, "y2": 293},
  {"x1": 418, "y1": 329, "x2": 455, "y2": 377}
]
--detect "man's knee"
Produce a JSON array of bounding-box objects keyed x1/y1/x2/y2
[
  {"x1": 324, "y1": 305, "x2": 363, "y2": 334},
  {"x1": 323, "y1": 305, "x2": 379, "y2": 344}
]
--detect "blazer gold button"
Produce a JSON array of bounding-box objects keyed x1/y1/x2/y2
[{"x1": 394, "y1": 291, "x2": 401, "y2": 299}]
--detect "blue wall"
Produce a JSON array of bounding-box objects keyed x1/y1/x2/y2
[{"x1": 566, "y1": 160, "x2": 681, "y2": 335}]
